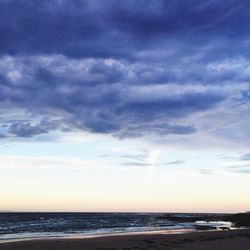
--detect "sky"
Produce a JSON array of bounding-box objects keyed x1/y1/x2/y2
[{"x1": 0, "y1": 0, "x2": 250, "y2": 213}]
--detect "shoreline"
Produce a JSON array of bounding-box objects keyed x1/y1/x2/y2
[
  {"x1": 0, "y1": 228, "x2": 196, "y2": 244},
  {"x1": 0, "y1": 228, "x2": 249, "y2": 250}
]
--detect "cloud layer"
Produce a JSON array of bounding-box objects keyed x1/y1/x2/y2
[{"x1": 0, "y1": 0, "x2": 249, "y2": 143}]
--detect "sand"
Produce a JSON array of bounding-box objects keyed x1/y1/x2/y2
[{"x1": 0, "y1": 229, "x2": 249, "y2": 250}]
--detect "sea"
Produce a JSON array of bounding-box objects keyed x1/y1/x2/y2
[{"x1": 0, "y1": 212, "x2": 230, "y2": 242}]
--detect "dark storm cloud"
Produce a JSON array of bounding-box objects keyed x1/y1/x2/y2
[
  {"x1": 0, "y1": 0, "x2": 249, "y2": 139},
  {"x1": 241, "y1": 88, "x2": 250, "y2": 103},
  {"x1": 0, "y1": 54, "x2": 227, "y2": 138},
  {"x1": 107, "y1": 0, "x2": 250, "y2": 40},
  {"x1": 8, "y1": 120, "x2": 61, "y2": 138},
  {"x1": 9, "y1": 123, "x2": 49, "y2": 138},
  {"x1": 120, "y1": 92, "x2": 224, "y2": 119},
  {"x1": 0, "y1": 0, "x2": 250, "y2": 59},
  {"x1": 0, "y1": 134, "x2": 7, "y2": 139}
]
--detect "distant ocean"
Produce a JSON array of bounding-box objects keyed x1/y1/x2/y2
[{"x1": 0, "y1": 212, "x2": 228, "y2": 242}]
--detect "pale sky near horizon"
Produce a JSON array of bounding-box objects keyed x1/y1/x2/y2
[{"x1": 0, "y1": 0, "x2": 250, "y2": 213}]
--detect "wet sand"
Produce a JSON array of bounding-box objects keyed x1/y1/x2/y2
[{"x1": 0, "y1": 229, "x2": 249, "y2": 250}]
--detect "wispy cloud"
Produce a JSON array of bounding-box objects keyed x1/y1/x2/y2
[
  {"x1": 100, "y1": 153, "x2": 147, "y2": 162},
  {"x1": 0, "y1": 155, "x2": 128, "y2": 171},
  {"x1": 120, "y1": 160, "x2": 185, "y2": 167},
  {"x1": 239, "y1": 153, "x2": 250, "y2": 161},
  {"x1": 228, "y1": 166, "x2": 250, "y2": 174},
  {"x1": 164, "y1": 160, "x2": 185, "y2": 165},
  {"x1": 197, "y1": 169, "x2": 214, "y2": 175}
]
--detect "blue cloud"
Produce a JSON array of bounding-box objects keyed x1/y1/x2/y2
[
  {"x1": 0, "y1": 0, "x2": 249, "y2": 140},
  {"x1": 240, "y1": 153, "x2": 250, "y2": 161},
  {"x1": 8, "y1": 120, "x2": 61, "y2": 138},
  {"x1": 0, "y1": 0, "x2": 249, "y2": 59}
]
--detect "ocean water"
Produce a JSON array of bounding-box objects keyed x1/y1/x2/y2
[{"x1": 0, "y1": 212, "x2": 227, "y2": 242}]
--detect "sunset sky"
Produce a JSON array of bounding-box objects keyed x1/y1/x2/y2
[{"x1": 0, "y1": 0, "x2": 250, "y2": 213}]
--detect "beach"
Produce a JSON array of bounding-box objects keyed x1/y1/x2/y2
[{"x1": 0, "y1": 229, "x2": 249, "y2": 250}]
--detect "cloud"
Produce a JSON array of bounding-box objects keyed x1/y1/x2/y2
[
  {"x1": 8, "y1": 119, "x2": 61, "y2": 138},
  {"x1": 228, "y1": 166, "x2": 250, "y2": 174},
  {"x1": 197, "y1": 169, "x2": 214, "y2": 175},
  {"x1": 0, "y1": 134, "x2": 7, "y2": 139},
  {"x1": 241, "y1": 88, "x2": 250, "y2": 103},
  {"x1": 164, "y1": 160, "x2": 185, "y2": 165},
  {"x1": 120, "y1": 161, "x2": 185, "y2": 167},
  {"x1": 0, "y1": 0, "x2": 249, "y2": 144},
  {"x1": 1, "y1": 0, "x2": 249, "y2": 59},
  {"x1": 0, "y1": 54, "x2": 228, "y2": 139},
  {"x1": 100, "y1": 153, "x2": 147, "y2": 162},
  {"x1": 121, "y1": 162, "x2": 152, "y2": 167},
  {"x1": 236, "y1": 169, "x2": 250, "y2": 174},
  {"x1": 239, "y1": 153, "x2": 250, "y2": 161},
  {"x1": 0, "y1": 155, "x2": 126, "y2": 171}
]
